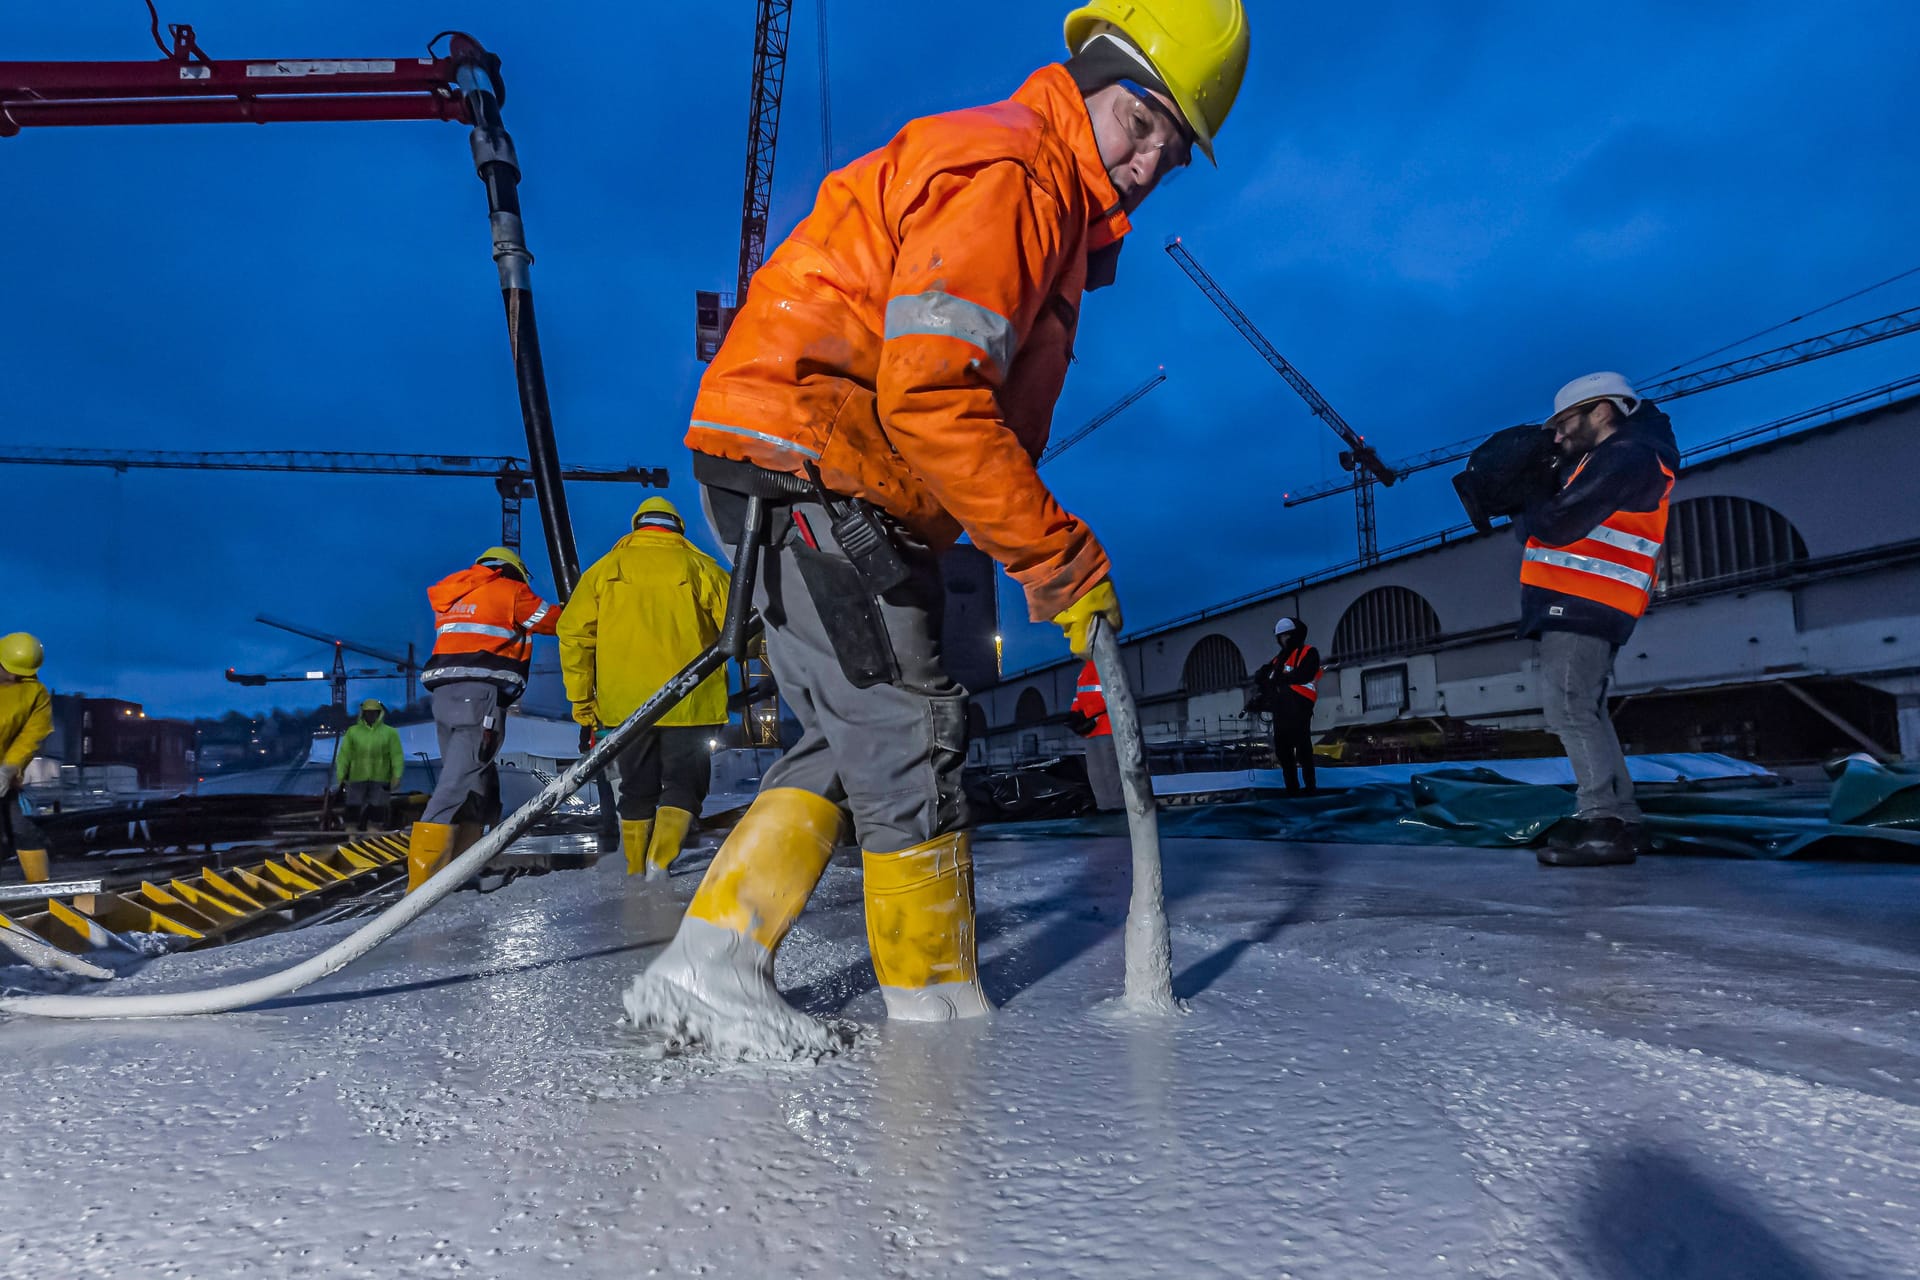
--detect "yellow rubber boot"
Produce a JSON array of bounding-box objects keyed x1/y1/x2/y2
[
  {"x1": 620, "y1": 819, "x2": 654, "y2": 876},
  {"x1": 863, "y1": 831, "x2": 993, "y2": 1021},
  {"x1": 645, "y1": 806, "x2": 694, "y2": 881},
  {"x1": 622, "y1": 788, "x2": 847, "y2": 1059},
  {"x1": 16, "y1": 848, "x2": 49, "y2": 884},
  {"x1": 405, "y1": 822, "x2": 456, "y2": 893}
]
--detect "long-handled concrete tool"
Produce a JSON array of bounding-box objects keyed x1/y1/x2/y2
[{"x1": 1089, "y1": 617, "x2": 1178, "y2": 1013}]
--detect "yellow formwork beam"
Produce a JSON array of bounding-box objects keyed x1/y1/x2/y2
[
  {"x1": 234, "y1": 865, "x2": 299, "y2": 903},
  {"x1": 198, "y1": 869, "x2": 266, "y2": 911},
  {"x1": 81, "y1": 891, "x2": 206, "y2": 942}
]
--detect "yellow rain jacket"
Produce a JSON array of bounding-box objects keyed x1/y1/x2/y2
[
  {"x1": 558, "y1": 528, "x2": 731, "y2": 729},
  {"x1": 1, "y1": 677, "x2": 53, "y2": 772}
]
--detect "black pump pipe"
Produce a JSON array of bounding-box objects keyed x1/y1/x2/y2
[{"x1": 451, "y1": 37, "x2": 581, "y2": 597}]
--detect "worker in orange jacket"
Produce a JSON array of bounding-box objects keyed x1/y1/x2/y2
[
  {"x1": 406, "y1": 546, "x2": 561, "y2": 891},
  {"x1": 627, "y1": 0, "x2": 1250, "y2": 1054}
]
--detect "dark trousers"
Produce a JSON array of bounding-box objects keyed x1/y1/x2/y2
[
  {"x1": 613, "y1": 724, "x2": 713, "y2": 821},
  {"x1": 1272, "y1": 702, "x2": 1317, "y2": 793},
  {"x1": 1, "y1": 795, "x2": 46, "y2": 857}
]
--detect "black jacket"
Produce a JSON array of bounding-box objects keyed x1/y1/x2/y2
[{"x1": 1514, "y1": 403, "x2": 1681, "y2": 644}]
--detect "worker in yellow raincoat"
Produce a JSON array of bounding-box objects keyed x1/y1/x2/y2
[
  {"x1": 0, "y1": 633, "x2": 54, "y2": 884},
  {"x1": 559, "y1": 498, "x2": 731, "y2": 878}
]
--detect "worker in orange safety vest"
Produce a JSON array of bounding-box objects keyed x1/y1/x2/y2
[
  {"x1": 1252, "y1": 617, "x2": 1320, "y2": 793},
  {"x1": 1067, "y1": 658, "x2": 1124, "y2": 811},
  {"x1": 626, "y1": 0, "x2": 1252, "y2": 1055},
  {"x1": 1516, "y1": 371, "x2": 1679, "y2": 868},
  {"x1": 406, "y1": 546, "x2": 561, "y2": 891}
]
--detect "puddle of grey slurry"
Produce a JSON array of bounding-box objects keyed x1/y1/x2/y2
[{"x1": 4, "y1": 834, "x2": 1918, "y2": 1279}]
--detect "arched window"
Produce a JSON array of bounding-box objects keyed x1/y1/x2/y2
[
  {"x1": 1014, "y1": 687, "x2": 1048, "y2": 725},
  {"x1": 1181, "y1": 634, "x2": 1247, "y2": 692},
  {"x1": 966, "y1": 703, "x2": 989, "y2": 742},
  {"x1": 1658, "y1": 496, "x2": 1808, "y2": 595},
  {"x1": 1330, "y1": 586, "x2": 1441, "y2": 663}
]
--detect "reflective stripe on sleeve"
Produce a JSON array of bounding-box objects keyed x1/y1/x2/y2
[
  {"x1": 435, "y1": 622, "x2": 519, "y2": 640},
  {"x1": 884, "y1": 290, "x2": 1017, "y2": 375}
]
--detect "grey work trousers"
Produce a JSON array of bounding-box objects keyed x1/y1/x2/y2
[
  {"x1": 422, "y1": 680, "x2": 503, "y2": 826},
  {"x1": 341, "y1": 780, "x2": 392, "y2": 831},
  {"x1": 1538, "y1": 629, "x2": 1639, "y2": 823},
  {"x1": 705, "y1": 489, "x2": 970, "y2": 855},
  {"x1": 1083, "y1": 735, "x2": 1125, "y2": 812}
]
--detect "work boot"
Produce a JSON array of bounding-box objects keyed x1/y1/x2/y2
[
  {"x1": 645, "y1": 806, "x2": 695, "y2": 880},
  {"x1": 622, "y1": 787, "x2": 847, "y2": 1060},
  {"x1": 1538, "y1": 816, "x2": 1639, "y2": 867},
  {"x1": 863, "y1": 831, "x2": 993, "y2": 1021},
  {"x1": 16, "y1": 848, "x2": 49, "y2": 884},
  {"x1": 405, "y1": 821, "x2": 456, "y2": 892},
  {"x1": 621, "y1": 818, "x2": 655, "y2": 876}
]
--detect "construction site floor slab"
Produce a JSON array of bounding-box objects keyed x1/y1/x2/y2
[{"x1": 4, "y1": 831, "x2": 1919, "y2": 1278}]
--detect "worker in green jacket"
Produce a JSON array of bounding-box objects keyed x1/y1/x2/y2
[{"x1": 335, "y1": 698, "x2": 406, "y2": 832}]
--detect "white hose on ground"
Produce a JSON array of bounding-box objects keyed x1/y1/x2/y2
[
  {"x1": 1090, "y1": 618, "x2": 1178, "y2": 1013},
  {"x1": 0, "y1": 648, "x2": 729, "y2": 1021}
]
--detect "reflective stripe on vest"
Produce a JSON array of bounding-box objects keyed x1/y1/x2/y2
[
  {"x1": 1519, "y1": 456, "x2": 1676, "y2": 619},
  {"x1": 436, "y1": 621, "x2": 520, "y2": 640},
  {"x1": 1285, "y1": 647, "x2": 1318, "y2": 703}
]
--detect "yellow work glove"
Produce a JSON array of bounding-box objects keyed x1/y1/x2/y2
[
  {"x1": 1051, "y1": 579, "x2": 1123, "y2": 656},
  {"x1": 570, "y1": 701, "x2": 597, "y2": 728}
]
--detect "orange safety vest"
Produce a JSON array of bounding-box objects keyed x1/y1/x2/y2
[
  {"x1": 421, "y1": 565, "x2": 561, "y2": 700},
  {"x1": 685, "y1": 63, "x2": 1130, "y2": 623},
  {"x1": 1520, "y1": 455, "x2": 1676, "y2": 618},
  {"x1": 1283, "y1": 647, "x2": 1319, "y2": 703},
  {"x1": 1070, "y1": 659, "x2": 1111, "y2": 737}
]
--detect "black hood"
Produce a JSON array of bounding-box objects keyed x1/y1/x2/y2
[{"x1": 1619, "y1": 401, "x2": 1681, "y2": 471}]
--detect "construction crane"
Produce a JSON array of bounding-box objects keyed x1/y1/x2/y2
[
  {"x1": 255, "y1": 616, "x2": 420, "y2": 705},
  {"x1": 1040, "y1": 370, "x2": 1169, "y2": 465},
  {"x1": 0, "y1": 447, "x2": 668, "y2": 554},
  {"x1": 1, "y1": 20, "x2": 590, "y2": 596},
  {"x1": 695, "y1": 0, "x2": 796, "y2": 361},
  {"x1": 1280, "y1": 303, "x2": 1920, "y2": 510},
  {"x1": 225, "y1": 651, "x2": 395, "y2": 722},
  {"x1": 1164, "y1": 237, "x2": 1399, "y2": 563}
]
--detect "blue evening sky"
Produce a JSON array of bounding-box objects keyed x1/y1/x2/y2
[{"x1": 4, "y1": 2, "x2": 1916, "y2": 716}]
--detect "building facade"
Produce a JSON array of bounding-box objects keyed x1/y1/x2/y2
[{"x1": 971, "y1": 393, "x2": 1920, "y2": 767}]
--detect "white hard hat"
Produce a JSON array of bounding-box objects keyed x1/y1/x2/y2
[
  {"x1": 1553, "y1": 371, "x2": 1640, "y2": 420},
  {"x1": 1273, "y1": 616, "x2": 1298, "y2": 637}
]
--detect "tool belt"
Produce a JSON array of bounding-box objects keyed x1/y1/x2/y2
[{"x1": 694, "y1": 453, "x2": 918, "y2": 691}]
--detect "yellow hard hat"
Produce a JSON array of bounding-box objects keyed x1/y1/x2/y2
[
  {"x1": 475, "y1": 545, "x2": 529, "y2": 577},
  {"x1": 1065, "y1": 0, "x2": 1250, "y2": 164},
  {"x1": 633, "y1": 495, "x2": 685, "y2": 532},
  {"x1": 0, "y1": 632, "x2": 44, "y2": 677}
]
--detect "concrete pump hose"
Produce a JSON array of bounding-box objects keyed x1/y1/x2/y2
[
  {"x1": 1089, "y1": 618, "x2": 1178, "y2": 1013},
  {"x1": 0, "y1": 648, "x2": 728, "y2": 1021}
]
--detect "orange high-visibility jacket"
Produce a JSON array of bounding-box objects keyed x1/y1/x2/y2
[
  {"x1": 686, "y1": 64, "x2": 1131, "y2": 621},
  {"x1": 421, "y1": 565, "x2": 560, "y2": 702},
  {"x1": 1070, "y1": 659, "x2": 1111, "y2": 738},
  {"x1": 1520, "y1": 456, "x2": 1676, "y2": 619}
]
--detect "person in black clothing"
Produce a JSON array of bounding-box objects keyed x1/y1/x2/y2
[{"x1": 1252, "y1": 617, "x2": 1321, "y2": 793}]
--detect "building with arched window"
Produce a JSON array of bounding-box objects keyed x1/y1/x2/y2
[
  {"x1": 1181, "y1": 634, "x2": 1247, "y2": 693},
  {"x1": 966, "y1": 392, "x2": 1920, "y2": 764}
]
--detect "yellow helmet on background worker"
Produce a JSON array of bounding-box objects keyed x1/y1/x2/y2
[
  {"x1": 0, "y1": 632, "x2": 44, "y2": 677},
  {"x1": 632, "y1": 496, "x2": 686, "y2": 534},
  {"x1": 1065, "y1": 0, "x2": 1250, "y2": 163},
  {"x1": 475, "y1": 546, "x2": 529, "y2": 578}
]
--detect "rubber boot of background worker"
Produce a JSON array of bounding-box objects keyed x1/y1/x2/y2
[
  {"x1": 631, "y1": 0, "x2": 1249, "y2": 1052},
  {"x1": 411, "y1": 546, "x2": 560, "y2": 892},
  {"x1": 623, "y1": 788, "x2": 846, "y2": 1058},
  {"x1": 1, "y1": 633, "x2": 55, "y2": 886},
  {"x1": 558, "y1": 497, "x2": 730, "y2": 884},
  {"x1": 645, "y1": 806, "x2": 695, "y2": 880},
  {"x1": 620, "y1": 818, "x2": 654, "y2": 876}
]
